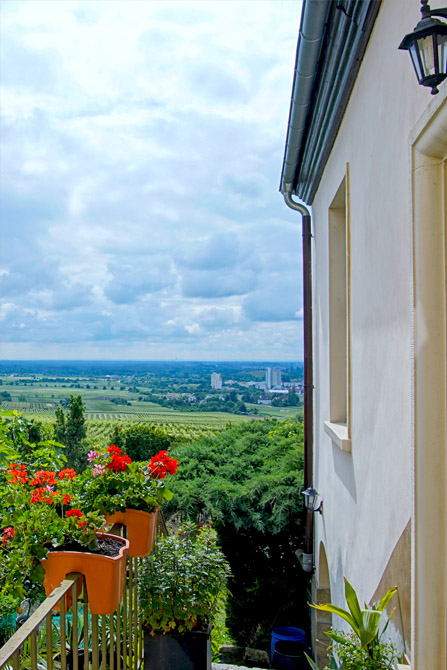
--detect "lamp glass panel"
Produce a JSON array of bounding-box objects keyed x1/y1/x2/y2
[
  {"x1": 308, "y1": 493, "x2": 317, "y2": 509},
  {"x1": 410, "y1": 43, "x2": 424, "y2": 81},
  {"x1": 437, "y1": 34, "x2": 447, "y2": 75},
  {"x1": 418, "y1": 34, "x2": 436, "y2": 75}
]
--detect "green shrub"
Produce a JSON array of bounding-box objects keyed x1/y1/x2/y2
[
  {"x1": 110, "y1": 423, "x2": 174, "y2": 461},
  {"x1": 166, "y1": 418, "x2": 307, "y2": 647},
  {"x1": 139, "y1": 522, "x2": 231, "y2": 635},
  {"x1": 307, "y1": 579, "x2": 399, "y2": 670},
  {"x1": 332, "y1": 630, "x2": 397, "y2": 669}
]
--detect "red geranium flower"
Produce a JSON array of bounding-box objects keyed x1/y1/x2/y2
[
  {"x1": 148, "y1": 450, "x2": 178, "y2": 479},
  {"x1": 30, "y1": 470, "x2": 57, "y2": 488},
  {"x1": 6, "y1": 464, "x2": 29, "y2": 485},
  {"x1": 58, "y1": 468, "x2": 76, "y2": 481},
  {"x1": 106, "y1": 453, "x2": 131, "y2": 473},
  {"x1": 107, "y1": 444, "x2": 122, "y2": 456},
  {"x1": 30, "y1": 487, "x2": 54, "y2": 504},
  {"x1": 2, "y1": 527, "x2": 15, "y2": 547},
  {"x1": 66, "y1": 509, "x2": 83, "y2": 519}
]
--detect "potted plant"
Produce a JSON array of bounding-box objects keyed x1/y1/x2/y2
[
  {"x1": 139, "y1": 522, "x2": 231, "y2": 670},
  {"x1": 305, "y1": 578, "x2": 399, "y2": 670},
  {"x1": 1, "y1": 461, "x2": 129, "y2": 615},
  {"x1": 78, "y1": 445, "x2": 178, "y2": 557}
]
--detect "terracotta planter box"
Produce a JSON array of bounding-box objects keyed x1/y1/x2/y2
[
  {"x1": 105, "y1": 508, "x2": 159, "y2": 558},
  {"x1": 41, "y1": 533, "x2": 129, "y2": 615},
  {"x1": 144, "y1": 628, "x2": 211, "y2": 670}
]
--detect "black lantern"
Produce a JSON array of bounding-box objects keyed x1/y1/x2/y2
[
  {"x1": 302, "y1": 487, "x2": 323, "y2": 514},
  {"x1": 399, "y1": 0, "x2": 447, "y2": 95}
]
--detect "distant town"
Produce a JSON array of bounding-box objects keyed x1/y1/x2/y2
[
  {"x1": 0, "y1": 360, "x2": 304, "y2": 422},
  {"x1": 210, "y1": 367, "x2": 303, "y2": 407}
]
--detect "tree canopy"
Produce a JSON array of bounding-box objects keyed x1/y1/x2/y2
[
  {"x1": 110, "y1": 423, "x2": 175, "y2": 461},
  {"x1": 166, "y1": 418, "x2": 308, "y2": 646},
  {"x1": 54, "y1": 395, "x2": 87, "y2": 470}
]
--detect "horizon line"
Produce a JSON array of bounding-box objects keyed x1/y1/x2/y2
[{"x1": 0, "y1": 359, "x2": 304, "y2": 364}]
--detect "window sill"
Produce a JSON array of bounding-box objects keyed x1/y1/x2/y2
[{"x1": 324, "y1": 421, "x2": 351, "y2": 452}]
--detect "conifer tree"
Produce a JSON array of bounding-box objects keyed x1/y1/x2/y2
[{"x1": 54, "y1": 395, "x2": 86, "y2": 470}]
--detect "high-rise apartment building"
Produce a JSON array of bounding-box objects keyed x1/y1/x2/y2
[
  {"x1": 211, "y1": 372, "x2": 222, "y2": 390},
  {"x1": 266, "y1": 367, "x2": 281, "y2": 389}
]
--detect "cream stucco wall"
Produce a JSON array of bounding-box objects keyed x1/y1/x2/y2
[{"x1": 310, "y1": 0, "x2": 447, "y2": 663}]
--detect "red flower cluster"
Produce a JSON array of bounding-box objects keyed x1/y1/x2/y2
[
  {"x1": 2, "y1": 527, "x2": 15, "y2": 547},
  {"x1": 30, "y1": 488, "x2": 54, "y2": 504},
  {"x1": 27, "y1": 470, "x2": 58, "y2": 504},
  {"x1": 30, "y1": 470, "x2": 57, "y2": 488},
  {"x1": 58, "y1": 468, "x2": 76, "y2": 481},
  {"x1": 6, "y1": 463, "x2": 29, "y2": 485},
  {"x1": 148, "y1": 450, "x2": 178, "y2": 479},
  {"x1": 106, "y1": 444, "x2": 132, "y2": 473},
  {"x1": 66, "y1": 508, "x2": 87, "y2": 528},
  {"x1": 6, "y1": 467, "x2": 76, "y2": 506},
  {"x1": 66, "y1": 509, "x2": 83, "y2": 519}
]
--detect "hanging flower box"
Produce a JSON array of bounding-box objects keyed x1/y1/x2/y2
[
  {"x1": 41, "y1": 533, "x2": 129, "y2": 615},
  {"x1": 105, "y1": 507, "x2": 159, "y2": 558}
]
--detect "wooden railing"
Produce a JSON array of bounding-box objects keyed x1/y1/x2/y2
[
  {"x1": 0, "y1": 556, "x2": 143, "y2": 670},
  {"x1": 0, "y1": 514, "x2": 168, "y2": 670}
]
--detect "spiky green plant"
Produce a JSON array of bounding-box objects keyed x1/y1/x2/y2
[{"x1": 305, "y1": 578, "x2": 398, "y2": 669}]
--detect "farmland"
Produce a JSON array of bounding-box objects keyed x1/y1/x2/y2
[
  {"x1": 0, "y1": 360, "x2": 303, "y2": 442},
  {"x1": 0, "y1": 393, "x2": 250, "y2": 443}
]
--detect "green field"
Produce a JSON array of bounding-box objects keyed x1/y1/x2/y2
[
  {"x1": 0, "y1": 374, "x2": 302, "y2": 446},
  {"x1": 245, "y1": 403, "x2": 302, "y2": 419}
]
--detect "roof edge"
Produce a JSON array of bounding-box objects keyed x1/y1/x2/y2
[
  {"x1": 280, "y1": 0, "x2": 382, "y2": 204},
  {"x1": 279, "y1": 0, "x2": 330, "y2": 195}
]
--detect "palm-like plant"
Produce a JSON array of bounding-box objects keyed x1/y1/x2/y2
[{"x1": 305, "y1": 578, "x2": 397, "y2": 669}]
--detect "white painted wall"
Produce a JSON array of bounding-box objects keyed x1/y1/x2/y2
[{"x1": 311, "y1": 0, "x2": 446, "y2": 655}]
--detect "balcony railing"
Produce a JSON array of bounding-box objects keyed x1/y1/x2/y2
[{"x1": 0, "y1": 515, "x2": 168, "y2": 670}]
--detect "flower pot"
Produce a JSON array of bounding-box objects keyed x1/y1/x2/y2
[
  {"x1": 105, "y1": 508, "x2": 159, "y2": 558},
  {"x1": 67, "y1": 649, "x2": 92, "y2": 670},
  {"x1": 271, "y1": 640, "x2": 307, "y2": 670},
  {"x1": 144, "y1": 628, "x2": 211, "y2": 670},
  {"x1": 41, "y1": 533, "x2": 129, "y2": 615}
]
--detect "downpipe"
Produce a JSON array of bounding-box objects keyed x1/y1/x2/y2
[{"x1": 283, "y1": 191, "x2": 314, "y2": 563}]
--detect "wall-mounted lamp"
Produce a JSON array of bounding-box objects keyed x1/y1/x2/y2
[
  {"x1": 302, "y1": 487, "x2": 323, "y2": 514},
  {"x1": 399, "y1": 0, "x2": 447, "y2": 95}
]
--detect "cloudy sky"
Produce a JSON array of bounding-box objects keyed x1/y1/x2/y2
[{"x1": 0, "y1": 0, "x2": 304, "y2": 362}]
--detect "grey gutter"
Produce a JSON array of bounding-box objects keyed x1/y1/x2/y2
[
  {"x1": 280, "y1": 0, "x2": 382, "y2": 203},
  {"x1": 279, "y1": 0, "x2": 330, "y2": 195}
]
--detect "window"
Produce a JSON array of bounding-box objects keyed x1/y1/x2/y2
[{"x1": 324, "y1": 168, "x2": 351, "y2": 451}]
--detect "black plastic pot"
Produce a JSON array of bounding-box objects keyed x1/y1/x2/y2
[
  {"x1": 271, "y1": 640, "x2": 307, "y2": 670},
  {"x1": 144, "y1": 628, "x2": 211, "y2": 670},
  {"x1": 66, "y1": 649, "x2": 92, "y2": 670}
]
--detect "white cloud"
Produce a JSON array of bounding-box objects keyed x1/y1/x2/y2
[{"x1": 0, "y1": 0, "x2": 304, "y2": 361}]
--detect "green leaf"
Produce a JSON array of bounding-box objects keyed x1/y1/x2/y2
[
  {"x1": 376, "y1": 585, "x2": 397, "y2": 612},
  {"x1": 304, "y1": 652, "x2": 320, "y2": 670},
  {"x1": 357, "y1": 609, "x2": 381, "y2": 647},
  {"x1": 329, "y1": 655, "x2": 339, "y2": 670},
  {"x1": 325, "y1": 629, "x2": 348, "y2": 644},
  {"x1": 310, "y1": 602, "x2": 356, "y2": 631},
  {"x1": 344, "y1": 578, "x2": 364, "y2": 635}
]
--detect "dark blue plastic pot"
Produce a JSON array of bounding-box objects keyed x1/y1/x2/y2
[
  {"x1": 271, "y1": 640, "x2": 307, "y2": 669},
  {"x1": 270, "y1": 627, "x2": 307, "y2": 668},
  {"x1": 144, "y1": 628, "x2": 211, "y2": 670}
]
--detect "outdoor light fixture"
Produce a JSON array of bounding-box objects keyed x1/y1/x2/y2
[
  {"x1": 302, "y1": 487, "x2": 323, "y2": 514},
  {"x1": 399, "y1": 0, "x2": 447, "y2": 95}
]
